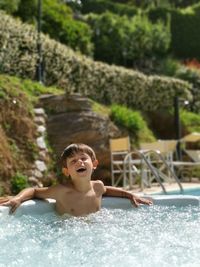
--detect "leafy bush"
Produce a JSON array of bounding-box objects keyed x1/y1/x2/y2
[
  {"x1": 180, "y1": 109, "x2": 200, "y2": 133},
  {"x1": 110, "y1": 104, "x2": 155, "y2": 142},
  {"x1": 111, "y1": 105, "x2": 145, "y2": 132},
  {"x1": 0, "y1": 0, "x2": 20, "y2": 14},
  {"x1": 41, "y1": 0, "x2": 93, "y2": 55},
  {"x1": 86, "y1": 12, "x2": 128, "y2": 65},
  {"x1": 86, "y1": 12, "x2": 171, "y2": 68},
  {"x1": 0, "y1": 0, "x2": 93, "y2": 56},
  {"x1": 11, "y1": 172, "x2": 29, "y2": 194},
  {"x1": 159, "y1": 58, "x2": 180, "y2": 76}
]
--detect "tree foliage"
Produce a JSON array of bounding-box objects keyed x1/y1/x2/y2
[
  {"x1": 0, "y1": 0, "x2": 93, "y2": 56},
  {"x1": 0, "y1": 0, "x2": 20, "y2": 13},
  {"x1": 42, "y1": 0, "x2": 93, "y2": 55},
  {"x1": 86, "y1": 12, "x2": 170, "y2": 69}
]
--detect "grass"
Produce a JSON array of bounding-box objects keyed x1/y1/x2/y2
[{"x1": 0, "y1": 74, "x2": 64, "y2": 103}]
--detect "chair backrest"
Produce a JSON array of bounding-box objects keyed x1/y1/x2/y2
[
  {"x1": 140, "y1": 141, "x2": 163, "y2": 152},
  {"x1": 109, "y1": 137, "x2": 131, "y2": 187},
  {"x1": 110, "y1": 136, "x2": 130, "y2": 153},
  {"x1": 140, "y1": 140, "x2": 177, "y2": 154},
  {"x1": 182, "y1": 132, "x2": 200, "y2": 143},
  {"x1": 158, "y1": 140, "x2": 177, "y2": 154},
  {"x1": 184, "y1": 150, "x2": 200, "y2": 162}
]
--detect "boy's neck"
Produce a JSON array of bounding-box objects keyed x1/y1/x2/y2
[{"x1": 73, "y1": 180, "x2": 92, "y2": 193}]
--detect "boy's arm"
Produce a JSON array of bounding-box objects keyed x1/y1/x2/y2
[
  {"x1": 103, "y1": 186, "x2": 153, "y2": 207},
  {"x1": 0, "y1": 186, "x2": 58, "y2": 213}
]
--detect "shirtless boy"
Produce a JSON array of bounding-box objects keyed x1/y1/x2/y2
[{"x1": 0, "y1": 143, "x2": 152, "y2": 216}]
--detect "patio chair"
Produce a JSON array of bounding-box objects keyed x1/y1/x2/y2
[
  {"x1": 109, "y1": 136, "x2": 139, "y2": 188},
  {"x1": 172, "y1": 133, "x2": 200, "y2": 180},
  {"x1": 185, "y1": 149, "x2": 200, "y2": 162},
  {"x1": 139, "y1": 140, "x2": 180, "y2": 188},
  {"x1": 140, "y1": 140, "x2": 177, "y2": 172},
  {"x1": 172, "y1": 149, "x2": 200, "y2": 180}
]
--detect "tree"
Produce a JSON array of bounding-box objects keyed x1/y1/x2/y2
[{"x1": 0, "y1": 0, "x2": 20, "y2": 14}]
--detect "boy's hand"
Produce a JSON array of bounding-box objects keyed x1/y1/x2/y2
[
  {"x1": 129, "y1": 195, "x2": 153, "y2": 207},
  {"x1": 0, "y1": 197, "x2": 10, "y2": 204},
  {"x1": 0, "y1": 197, "x2": 22, "y2": 214}
]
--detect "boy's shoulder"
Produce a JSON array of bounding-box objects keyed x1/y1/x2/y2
[
  {"x1": 54, "y1": 182, "x2": 74, "y2": 192},
  {"x1": 92, "y1": 180, "x2": 106, "y2": 196}
]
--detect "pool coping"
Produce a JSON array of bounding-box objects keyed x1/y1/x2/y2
[
  {"x1": 0, "y1": 195, "x2": 200, "y2": 217},
  {"x1": 130, "y1": 182, "x2": 200, "y2": 195}
]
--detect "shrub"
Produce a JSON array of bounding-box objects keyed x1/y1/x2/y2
[
  {"x1": 42, "y1": 0, "x2": 93, "y2": 55},
  {"x1": 11, "y1": 172, "x2": 29, "y2": 194},
  {"x1": 159, "y1": 58, "x2": 180, "y2": 76},
  {"x1": 86, "y1": 12, "x2": 171, "y2": 68},
  {"x1": 0, "y1": 0, "x2": 93, "y2": 56},
  {"x1": 110, "y1": 104, "x2": 155, "y2": 143},
  {"x1": 180, "y1": 109, "x2": 200, "y2": 133},
  {"x1": 0, "y1": 0, "x2": 20, "y2": 14}
]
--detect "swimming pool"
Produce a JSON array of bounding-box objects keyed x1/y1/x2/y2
[
  {"x1": 154, "y1": 186, "x2": 200, "y2": 196},
  {"x1": 0, "y1": 196, "x2": 200, "y2": 267}
]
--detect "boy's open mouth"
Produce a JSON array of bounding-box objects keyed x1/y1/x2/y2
[{"x1": 77, "y1": 167, "x2": 86, "y2": 173}]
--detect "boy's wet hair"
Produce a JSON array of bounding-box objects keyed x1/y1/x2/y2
[{"x1": 61, "y1": 143, "x2": 96, "y2": 167}]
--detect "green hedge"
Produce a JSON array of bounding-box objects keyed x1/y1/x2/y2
[
  {"x1": 0, "y1": 11, "x2": 192, "y2": 111},
  {"x1": 147, "y1": 4, "x2": 200, "y2": 59},
  {"x1": 171, "y1": 5, "x2": 200, "y2": 58},
  {"x1": 147, "y1": 6, "x2": 171, "y2": 24}
]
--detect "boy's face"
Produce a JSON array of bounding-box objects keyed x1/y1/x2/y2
[{"x1": 63, "y1": 152, "x2": 98, "y2": 181}]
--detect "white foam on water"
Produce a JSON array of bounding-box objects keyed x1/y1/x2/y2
[{"x1": 0, "y1": 203, "x2": 200, "y2": 267}]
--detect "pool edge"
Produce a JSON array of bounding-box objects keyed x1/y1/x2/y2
[{"x1": 0, "y1": 195, "x2": 200, "y2": 217}]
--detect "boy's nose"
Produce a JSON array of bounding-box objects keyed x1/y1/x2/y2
[{"x1": 77, "y1": 159, "x2": 84, "y2": 164}]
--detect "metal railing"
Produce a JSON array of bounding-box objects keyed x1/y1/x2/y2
[{"x1": 123, "y1": 149, "x2": 183, "y2": 194}]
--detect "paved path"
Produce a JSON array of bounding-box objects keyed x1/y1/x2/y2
[{"x1": 129, "y1": 182, "x2": 200, "y2": 195}]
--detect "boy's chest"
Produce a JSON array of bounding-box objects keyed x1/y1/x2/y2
[{"x1": 56, "y1": 190, "x2": 101, "y2": 216}]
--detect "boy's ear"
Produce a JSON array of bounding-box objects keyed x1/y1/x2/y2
[
  {"x1": 62, "y1": 167, "x2": 69, "y2": 177},
  {"x1": 93, "y1": 159, "x2": 98, "y2": 170}
]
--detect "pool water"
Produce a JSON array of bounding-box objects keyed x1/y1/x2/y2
[
  {"x1": 0, "y1": 205, "x2": 200, "y2": 267},
  {"x1": 160, "y1": 187, "x2": 200, "y2": 196}
]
